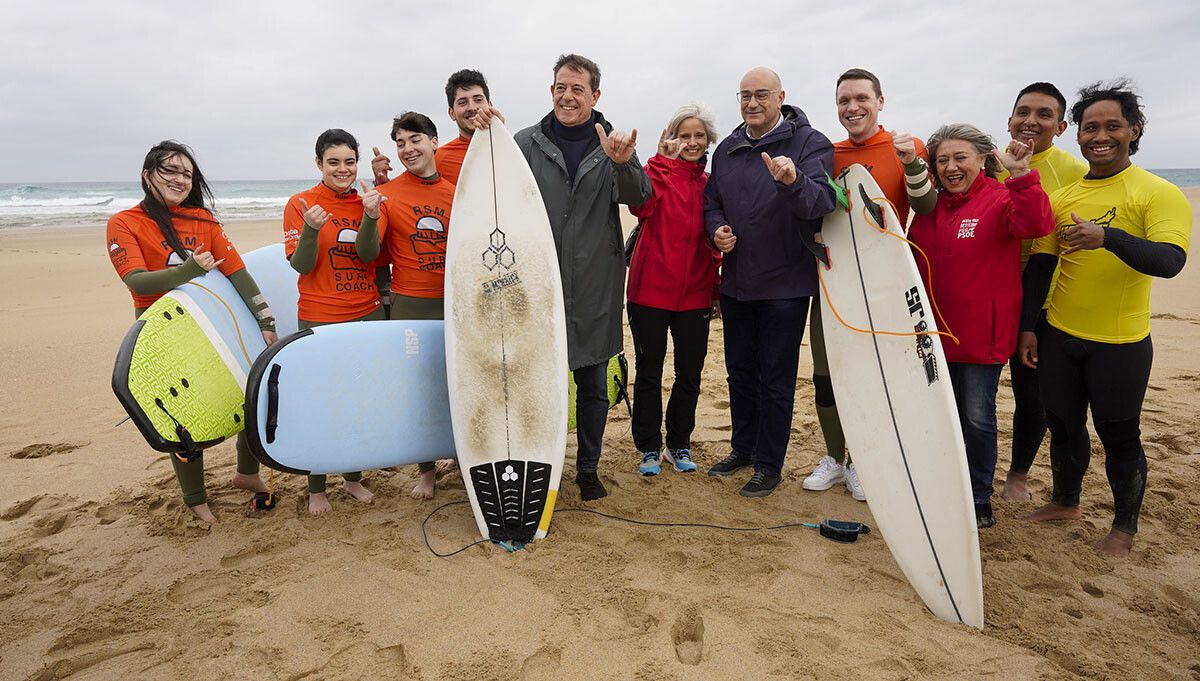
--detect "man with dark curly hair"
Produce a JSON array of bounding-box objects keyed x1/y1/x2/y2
[{"x1": 1020, "y1": 80, "x2": 1192, "y2": 557}]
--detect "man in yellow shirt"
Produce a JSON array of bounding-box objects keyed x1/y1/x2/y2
[
  {"x1": 998, "y1": 82, "x2": 1088, "y2": 502},
  {"x1": 1018, "y1": 80, "x2": 1191, "y2": 557}
]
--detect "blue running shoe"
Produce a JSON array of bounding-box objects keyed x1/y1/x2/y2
[
  {"x1": 665, "y1": 448, "x2": 698, "y2": 473},
  {"x1": 639, "y1": 451, "x2": 662, "y2": 476}
]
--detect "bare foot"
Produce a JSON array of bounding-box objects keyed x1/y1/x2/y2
[
  {"x1": 308, "y1": 492, "x2": 332, "y2": 516},
  {"x1": 1024, "y1": 502, "x2": 1082, "y2": 522},
  {"x1": 1002, "y1": 470, "x2": 1033, "y2": 502},
  {"x1": 1094, "y1": 529, "x2": 1134, "y2": 557},
  {"x1": 231, "y1": 472, "x2": 268, "y2": 494},
  {"x1": 344, "y1": 480, "x2": 374, "y2": 504},
  {"x1": 189, "y1": 503, "x2": 217, "y2": 523},
  {"x1": 434, "y1": 459, "x2": 458, "y2": 475},
  {"x1": 410, "y1": 470, "x2": 436, "y2": 500}
]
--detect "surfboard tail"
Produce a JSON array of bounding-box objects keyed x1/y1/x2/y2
[{"x1": 468, "y1": 459, "x2": 554, "y2": 543}]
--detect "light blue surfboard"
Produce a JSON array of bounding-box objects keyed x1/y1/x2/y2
[{"x1": 243, "y1": 320, "x2": 455, "y2": 475}]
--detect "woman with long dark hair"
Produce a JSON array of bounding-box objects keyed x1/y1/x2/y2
[{"x1": 106, "y1": 140, "x2": 277, "y2": 523}]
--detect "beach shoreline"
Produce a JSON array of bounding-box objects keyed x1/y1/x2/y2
[{"x1": 0, "y1": 193, "x2": 1196, "y2": 679}]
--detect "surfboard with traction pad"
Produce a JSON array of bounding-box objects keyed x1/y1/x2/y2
[
  {"x1": 112, "y1": 270, "x2": 266, "y2": 455},
  {"x1": 444, "y1": 120, "x2": 570, "y2": 544},
  {"x1": 818, "y1": 163, "x2": 984, "y2": 629}
]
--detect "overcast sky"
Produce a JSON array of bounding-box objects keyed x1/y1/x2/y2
[{"x1": 2, "y1": 0, "x2": 1197, "y2": 183}]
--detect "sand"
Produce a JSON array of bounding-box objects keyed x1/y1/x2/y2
[{"x1": 1, "y1": 193, "x2": 1197, "y2": 680}]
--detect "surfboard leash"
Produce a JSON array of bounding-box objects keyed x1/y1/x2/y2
[
  {"x1": 817, "y1": 193, "x2": 960, "y2": 346},
  {"x1": 420, "y1": 500, "x2": 871, "y2": 557}
]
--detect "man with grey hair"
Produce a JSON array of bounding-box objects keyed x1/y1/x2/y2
[
  {"x1": 704, "y1": 67, "x2": 837, "y2": 497},
  {"x1": 515, "y1": 53, "x2": 652, "y2": 500}
]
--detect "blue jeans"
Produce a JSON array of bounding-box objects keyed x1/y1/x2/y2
[
  {"x1": 720, "y1": 295, "x2": 809, "y2": 478},
  {"x1": 947, "y1": 362, "x2": 1003, "y2": 505}
]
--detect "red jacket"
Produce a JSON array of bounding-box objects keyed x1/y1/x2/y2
[
  {"x1": 907, "y1": 171, "x2": 1053, "y2": 364},
  {"x1": 628, "y1": 154, "x2": 720, "y2": 310}
]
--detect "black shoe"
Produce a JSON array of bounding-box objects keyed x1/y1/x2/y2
[
  {"x1": 707, "y1": 451, "x2": 754, "y2": 477},
  {"x1": 739, "y1": 470, "x2": 782, "y2": 497},
  {"x1": 975, "y1": 502, "x2": 995, "y2": 529},
  {"x1": 576, "y1": 471, "x2": 608, "y2": 501}
]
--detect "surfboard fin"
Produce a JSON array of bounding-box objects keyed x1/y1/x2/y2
[
  {"x1": 859, "y1": 185, "x2": 885, "y2": 228},
  {"x1": 827, "y1": 174, "x2": 850, "y2": 211}
]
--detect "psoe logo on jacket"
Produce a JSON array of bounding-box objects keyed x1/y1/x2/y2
[{"x1": 956, "y1": 218, "x2": 979, "y2": 239}]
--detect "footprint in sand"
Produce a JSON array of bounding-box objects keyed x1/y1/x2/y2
[
  {"x1": 520, "y1": 645, "x2": 562, "y2": 681},
  {"x1": 1161, "y1": 584, "x2": 1200, "y2": 614},
  {"x1": 166, "y1": 574, "x2": 269, "y2": 608},
  {"x1": 32, "y1": 513, "x2": 72, "y2": 537},
  {"x1": 1081, "y1": 581, "x2": 1105, "y2": 598},
  {"x1": 1149, "y1": 488, "x2": 1177, "y2": 502},
  {"x1": 297, "y1": 641, "x2": 410, "y2": 678},
  {"x1": 671, "y1": 606, "x2": 705, "y2": 666},
  {"x1": 95, "y1": 502, "x2": 133, "y2": 525},
  {"x1": 2, "y1": 494, "x2": 45, "y2": 520},
  {"x1": 8, "y1": 442, "x2": 87, "y2": 459}
]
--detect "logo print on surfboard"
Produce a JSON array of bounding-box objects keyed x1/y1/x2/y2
[
  {"x1": 906, "y1": 287, "x2": 939, "y2": 385},
  {"x1": 482, "y1": 227, "x2": 516, "y2": 271}
]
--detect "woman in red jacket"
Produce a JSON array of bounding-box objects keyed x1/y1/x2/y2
[
  {"x1": 907, "y1": 123, "x2": 1053, "y2": 528},
  {"x1": 627, "y1": 103, "x2": 721, "y2": 476}
]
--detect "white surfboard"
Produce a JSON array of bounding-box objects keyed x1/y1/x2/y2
[
  {"x1": 445, "y1": 120, "x2": 569, "y2": 544},
  {"x1": 819, "y1": 164, "x2": 983, "y2": 629}
]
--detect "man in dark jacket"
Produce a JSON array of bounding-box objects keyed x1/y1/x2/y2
[
  {"x1": 704, "y1": 67, "x2": 837, "y2": 497},
  {"x1": 515, "y1": 53, "x2": 652, "y2": 500}
]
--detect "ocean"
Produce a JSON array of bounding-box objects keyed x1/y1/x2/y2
[
  {"x1": 2, "y1": 169, "x2": 1199, "y2": 229},
  {"x1": 0, "y1": 180, "x2": 312, "y2": 229}
]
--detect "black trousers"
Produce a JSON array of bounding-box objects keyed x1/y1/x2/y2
[
  {"x1": 1039, "y1": 324, "x2": 1152, "y2": 534},
  {"x1": 1008, "y1": 312, "x2": 1048, "y2": 474},
  {"x1": 573, "y1": 361, "x2": 610, "y2": 473},
  {"x1": 628, "y1": 302, "x2": 711, "y2": 452}
]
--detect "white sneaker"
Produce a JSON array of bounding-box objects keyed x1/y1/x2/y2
[
  {"x1": 802, "y1": 455, "x2": 845, "y2": 491},
  {"x1": 845, "y1": 463, "x2": 866, "y2": 502}
]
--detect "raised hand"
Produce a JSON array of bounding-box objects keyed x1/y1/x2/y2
[
  {"x1": 371, "y1": 146, "x2": 392, "y2": 186},
  {"x1": 596, "y1": 124, "x2": 638, "y2": 164},
  {"x1": 360, "y1": 180, "x2": 387, "y2": 219},
  {"x1": 713, "y1": 225, "x2": 737, "y2": 253},
  {"x1": 993, "y1": 138, "x2": 1032, "y2": 177},
  {"x1": 297, "y1": 198, "x2": 332, "y2": 230},
  {"x1": 468, "y1": 105, "x2": 505, "y2": 130},
  {"x1": 1061, "y1": 211, "x2": 1106, "y2": 255},
  {"x1": 891, "y1": 131, "x2": 917, "y2": 164},
  {"x1": 760, "y1": 152, "x2": 797, "y2": 185},
  {"x1": 657, "y1": 129, "x2": 683, "y2": 160},
  {"x1": 191, "y1": 242, "x2": 225, "y2": 272}
]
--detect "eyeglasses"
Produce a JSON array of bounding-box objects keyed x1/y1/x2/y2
[{"x1": 736, "y1": 89, "x2": 780, "y2": 104}]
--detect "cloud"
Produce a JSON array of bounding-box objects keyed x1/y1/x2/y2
[{"x1": 1, "y1": 0, "x2": 1197, "y2": 182}]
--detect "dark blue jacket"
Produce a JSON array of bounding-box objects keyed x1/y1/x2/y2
[{"x1": 704, "y1": 105, "x2": 836, "y2": 300}]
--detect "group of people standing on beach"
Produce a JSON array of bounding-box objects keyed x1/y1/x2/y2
[{"x1": 106, "y1": 53, "x2": 1190, "y2": 558}]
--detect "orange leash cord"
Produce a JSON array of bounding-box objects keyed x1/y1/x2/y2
[{"x1": 817, "y1": 192, "x2": 960, "y2": 346}]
